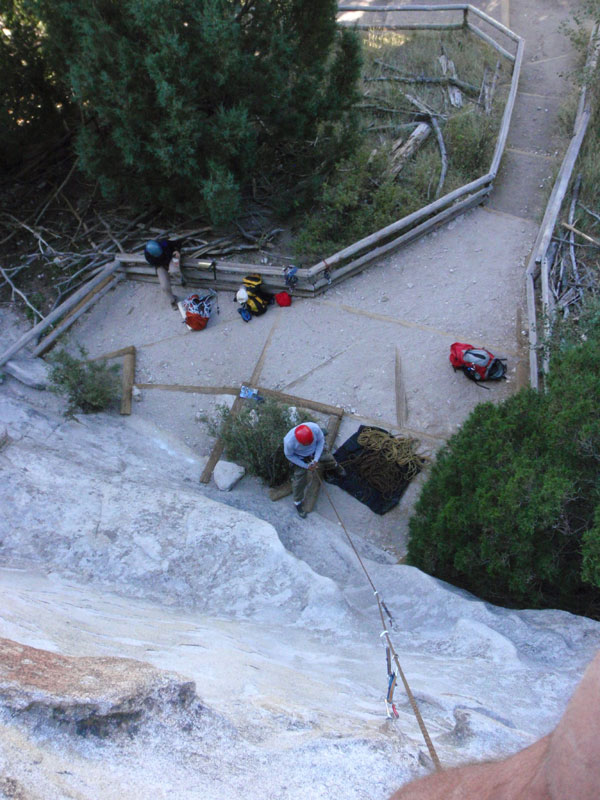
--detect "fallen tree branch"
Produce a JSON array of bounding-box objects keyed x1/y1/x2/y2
[
  {"x1": 34, "y1": 160, "x2": 77, "y2": 225},
  {"x1": 578, "y1": 203, "x2": 600, "y2": 225},
  {"x1": 485, "y1": 60, "x2": 501, "y2": 115},
  {"x1": 561, "y1": 221, "x2": 600, "y2": 247},
  {"x1": 431, "y1": 117, "x2": 448, "y2": 198},
  {"x1": 0, "y1": 264, "x2": 45, "y2": 321},
  {"x1": 374, "y1": 59, "x2": 478, "y2": 94},
  {"x1": 568, "y1": 174, "x2": 582, "y2": 285}
]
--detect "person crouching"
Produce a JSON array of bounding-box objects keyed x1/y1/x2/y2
[
  {"x1": 283, "y1": 423, "x2": 345, "y2": 518},
  {"x1": 144, "y1": 238, "x2": 185, "y2": 309}
]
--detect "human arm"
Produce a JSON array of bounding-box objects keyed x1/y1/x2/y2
[
  {"x1": 283, "y1": 430, "x2": 311, "y2": 469},
  {"x1": 311, "y1": 424, "x2": 325, "y2": 463}
]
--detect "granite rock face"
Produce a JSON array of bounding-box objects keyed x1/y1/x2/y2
[{"x1": 1, "y1": 391, "x2": 600, "y2": 800}]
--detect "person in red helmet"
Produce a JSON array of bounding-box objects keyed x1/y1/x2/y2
[{"x1": 283, "y1": 422, "x2": 345, "y2": 518}]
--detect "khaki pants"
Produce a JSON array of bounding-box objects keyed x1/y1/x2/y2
[
  {"x1": 291, "y1": 449, "x2": 339, "y2": 504},
  {"x1": 157, "y1": 254, "x2": 183, "y2": 305}
]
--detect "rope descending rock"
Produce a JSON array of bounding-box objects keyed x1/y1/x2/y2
[{"x1": 344, "y1": 428, "x2": 427, "y2": 498}]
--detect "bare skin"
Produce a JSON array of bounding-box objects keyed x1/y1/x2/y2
[{"x1": 389, "y1": 651, "x2": 600, "y2": 800}]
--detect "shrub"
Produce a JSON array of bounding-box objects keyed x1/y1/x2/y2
[
  {"x1": 207, "y1": 399, "x2": 314, "y2": 487},
  {"x1": 48, "y1": 346, "x2": 120, "y2": 414},
  {"x1": 445, "y1": 109, "x2": 498, "y2": 181},
  {"x1": 293, "y1": 145, "x2": 423, "y2": 264},
  {"x1": 408, "y1": 320, "x2": 600, "y2": 617}
]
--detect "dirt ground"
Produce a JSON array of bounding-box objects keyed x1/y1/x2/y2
[{"x1": 2, "y1": 0, "x2": 580, "y2": 558}]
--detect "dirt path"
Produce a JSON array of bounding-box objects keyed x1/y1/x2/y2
[{"x1": 5, "y1": 0, "x2": 580, "y2": 559}]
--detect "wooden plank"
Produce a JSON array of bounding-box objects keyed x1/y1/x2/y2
[
  {"x1": 90, "y1": 345, "x2": 136, "y2": 361},
  {"x1": 120, "y1": 350, "x2": 136, "y2": 415},
  {"x1": 117, "y1": 252, "x2": 290, "y2": 279},
  {"x1": 32, "y1": 275, "x2": 123, "y2": 357},
  {"x1": 467, "y1": 4, "x2": 521, "y2": 42},
  {"x1": 349, "y1": 22, "x2": 463, "y2": 31},
  {"x1": 303, "y1": 412, "x2": 344, "y2": 513},
  {"x1": 134, "y1": 383, "x2": 238, "y2": 395},
  {"x1": 200, "y1": 393, "x2": 244, "y2": 483},
  {"x1": 251, "y1": 386, "x2": 343, "y2": 417},
  {"x1": 0, "y1": 261, "x2": 122, "y2": 367},
  {"x1": 338, "y1": 4, "x2": 468, "y2": 11},
  {"x1": 249, "y1": 310, "x2": 283, "y2": 385},
  {"x1": 525, "y1": 271, "x2": 539, "y2": 390},
  {"x1": 395, "y1": 348, "x2": 407, "y2": 427}
]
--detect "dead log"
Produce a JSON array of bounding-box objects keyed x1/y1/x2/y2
[
  {"x1": 438, "y1": 54, "x2": 463, "y2": 108},
  {"x1": 373, "y1": 59, "x2": 478, "y2": 94},
  {"x1": 486, "y1": 60, "x2": 501, "y2": 115},
  {"x1": 431, "y1": 118, "x2": 448, "y2": 198},
  {"x1": 390, "y1": 122, "x2": 431, "y2": 176},
  {"x1": 568, "y1": 175, "x2": 583, "y2": 286},
  {"x1": 0, "y1": 265, "x2": 44, "y2": 322}
]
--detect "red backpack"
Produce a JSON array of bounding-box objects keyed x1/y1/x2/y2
[
  {"x1": 274, "y1": 291, "x2": 292, "y2": 307},
  {"x1": 450, "y1": 342, "x2": 506, "y2": 382}
]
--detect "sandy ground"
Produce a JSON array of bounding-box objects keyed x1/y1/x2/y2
[
  {"x1": 54, "y1": 204, "x2": 534, "y2": 556},
  {"x1": 1, "y1": 0, "x2": 579, "y2": 558}
]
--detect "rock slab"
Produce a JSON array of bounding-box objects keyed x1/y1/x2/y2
[
  {"x1": 213, "y1": 459, "x2": 245, "y2": 491},
  {"x1": 3, "y1": 357, "x2": 51, "y2": 390}
]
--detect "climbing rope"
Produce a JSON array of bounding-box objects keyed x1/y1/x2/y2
[
  {"x1": 316, "y1": 472, "x2": 442, "y2": 771},
  {"x1": 342, "y1": 429, "x2": 428, "y2": 499}
]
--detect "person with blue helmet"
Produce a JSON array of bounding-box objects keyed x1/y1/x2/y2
[{"x1": 143, "y1": 237, "x2": 185, "y2": 309}]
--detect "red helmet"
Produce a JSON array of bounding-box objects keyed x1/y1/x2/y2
[{"x1": 294, "y1": 424, "x2": 314, "y2": 445}]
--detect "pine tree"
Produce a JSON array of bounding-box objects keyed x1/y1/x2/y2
[{"x1": 30, "y1": 0, "x2": 362, "y2": 221}]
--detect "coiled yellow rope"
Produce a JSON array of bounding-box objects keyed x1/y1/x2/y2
[{"x1": 344, "y1": 428, "x2": 428, "y2": 498}]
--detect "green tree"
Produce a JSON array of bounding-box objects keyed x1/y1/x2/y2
[
  {"x1": 29, "y1": 0, "x2": 362, "y2": 222},
  {"x1": 408, "y1": 323, "x2": 600, "y2": 617},
  {"x1": 0, "y1": 0, "x2": 65, "y2": 167}
]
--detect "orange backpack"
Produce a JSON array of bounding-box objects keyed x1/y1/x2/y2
[{"x1": 182, "y1": 290, "x2": 217, "y2": 331}]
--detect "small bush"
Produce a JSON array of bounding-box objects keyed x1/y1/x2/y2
[
  {"x1": 445, "y1": 109, "x2": 498, "y2": 180},
  {"x1": 48, "y1": 346, "x2": 120, "y2": 414},
  {"x1": 293, "y1": 146, "x2": 422, "y2": 263},
  {"x1": 207, "y1": 399, "x2": 314, "y2": 487}
]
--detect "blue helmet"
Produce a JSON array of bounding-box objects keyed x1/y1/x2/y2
[{"x1": 145, "y1": 240, "x2": 163, "y2": 258}]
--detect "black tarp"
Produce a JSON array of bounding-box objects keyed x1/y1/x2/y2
[{"x1": 328, "y1": 425, "x2": 418, "y2": 515}]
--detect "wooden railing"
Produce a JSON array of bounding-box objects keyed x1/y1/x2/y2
[{"x1": 525, "y1": 23, "x2": 599, "y2": 389}]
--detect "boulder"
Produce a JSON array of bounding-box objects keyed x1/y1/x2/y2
[
  {"x1": 213, "y1": 459, "x2": 245, "y2": 491},
  {"x1": 0, "y1": 637, "x2": 195, "y2": 735},
  {"x1": 3, "y1": 357, "x2": 51, "y2": 390}
]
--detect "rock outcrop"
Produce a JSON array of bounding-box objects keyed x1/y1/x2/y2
[
  {"x1": 1, "y1": 388, "x2": 600, "y2": 799},
  {"x1": 0, "y1": 638, "x2": 195, "y2": 736}
]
